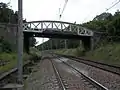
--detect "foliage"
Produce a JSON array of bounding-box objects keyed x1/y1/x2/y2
[
  {"x1": 37, "y1": 39, "x2": 80, "y2": 51},
  {"x1": 0, "y1": 36, "x2": 12, "y2": 53},
  {"x1": 0, "y1": 47, "x2": 41, "y2": 73},
  {"x1": 0, "y1": 2, "x2": 18, "y2": 23},
  {"x1": 37, "y1": 10, "x2": 120, "y2": 50},
  {"x1": 29, "y1": 37, "x2": 37, "y2": 47},
  {"x1": 85, "y1": 43, "x2": 120, "y2": 66},
  {"x1": 30, "y1": 47, "x2": 41, "y2": 57},
  {"x1": 0, "y1": 2, "x2": 36, "y2": 51},
  {"x1": 93, "y1": 12, "x2": 112, "y2": 21},
  {"x1": 83, "y1": 10, "x2": 120, "y2": 41},
  {"x1": 0, "y1": 2, "x2": 8, "y2": 8},
  {"x1": 55, "y1": 49, "x2": 77, "y2": 56},
  {"x1": 0, "y1": 53, "x2": 17, "y2": 73},
  {"x1": 0, "y1": 53, "x2": 31, "y2": 73},
  {"x1": 76, "y1": 47, "x2": 85, "y2": 56},
  {"x1": 0, "y1": 2, "x2": 41, "y2": 73},
  {"x1": 54, "y1": 43, "x2": 120, "y2": 66}
]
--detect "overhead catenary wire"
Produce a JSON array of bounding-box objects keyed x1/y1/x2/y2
[
  {"x1": 106, "y1": 0, "x2": 120, "y2": 11},
  {"x1": 81, "y1": 0, "x2": 120, "y2": 24},
  {"x1": 59, "y1": 0, "x2": 68, "y2": 19},
  {"x1": 111, "y1": 0, "x2": 118, "y2": 4}
]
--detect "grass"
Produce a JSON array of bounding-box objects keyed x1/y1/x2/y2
[
  {"x1": 55, "y1": 43, "x2": 120, "y2": 67},
  {"x1": 0, "y1": 53, "x2": 17, "y2": 73},
  {"x1": 55, "y1": 48, "x2": 77, "y2": 56},
  {"x1": 85, "y1": 43, "x2": 120, "y2": 66},
  {"x1": 55, "y1": 47, "x2": 85, "y2": 56},
  {"x1": 0, "y1": 53, "x2": 31, "y2": 74},
  {"x1": 30, "y1": 47, "x2": 41, "y2": 57},
  {"x1": 0, "y1": 47, "x2": 41, "y2": 74}
]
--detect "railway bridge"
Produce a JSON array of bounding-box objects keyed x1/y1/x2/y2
[{"x1": 23, "y1": 20, "x2": 95, "y2": 52}]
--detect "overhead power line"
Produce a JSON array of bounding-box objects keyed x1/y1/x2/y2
[
  {"x1": 81, "y1": 0, "x2": 120, "y2": 23},
  {"x1": 106, "y1": 0, "x2": 120, "y2": 11},
  {"x1": 59, "y1": 0, "x2": 68, "y2": 19},
  {"x1": 111, "y1": 0, "x2": 118, "y2": 4}
]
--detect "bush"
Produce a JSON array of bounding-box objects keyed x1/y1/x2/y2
[
  {"x1": 0, "y1": 53, "x2": 17, "y2": 73},
  {"x1": 76, "y1": 47, "x2": 85, "y2": 56},
  {"x1": 85, "y1": 43, "x2": 120, "y2": 66},
  {"x1": 0, "y1": 36, "x2": 12, "y2": 53},
  {"x1": 0, "y1": 53, "x2": 31, "y2": 73}
]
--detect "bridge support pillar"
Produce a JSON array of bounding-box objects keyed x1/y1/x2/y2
[
  {"x1": 24, "y1": 34, "x2": 30, "y2": 53},
  {"x1": 82, "y1": 37, "x2": 91, "y2": 51}
]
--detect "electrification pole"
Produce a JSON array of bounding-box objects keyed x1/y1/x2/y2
[
  {"x1": 42, "y1": 38, "x2": 44, "y2": 51},
  {"x1": 18, "y1": 0, "x2": 23, "y2": 84},
  {"x1": 65, "y1": 39, "x2": 67, "y2": 49},
  {"x1": 51, "y1": 39, "x2": 52, "y2": 50},
  {"x1": 56, "y1": 41, "x2": 57, "y2": 49},
  {"x1": 41, "y1": 38, "x2": 44, "y2": 59}
]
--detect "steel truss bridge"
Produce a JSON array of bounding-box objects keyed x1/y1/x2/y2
[{"x1": 23, "y1": 20, "x2": 94, "y2": 37}]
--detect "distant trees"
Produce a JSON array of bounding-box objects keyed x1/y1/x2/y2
[
  {"x1": 93, "y1": 12, "x2": 112, "y2": 21},
  {"x1": 83, "y1": 10, "x2": 120, "y2": 41},
  {"x1": 37, "y1": 39, "x2": 80, "y2": 50},
  {"x1": 82, "y1": 12, "x2": 112, "y2": 32}
]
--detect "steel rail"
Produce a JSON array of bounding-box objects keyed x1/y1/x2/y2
[
  {"x1": 50, "y1": 60, "x2": 66, "y2": 90},
  {"x1": 57, "y1": 58, "x2": 108, "y2": 90},
  {"x1": 58, "y1": 54, "x2": 120, "y2": 75}
]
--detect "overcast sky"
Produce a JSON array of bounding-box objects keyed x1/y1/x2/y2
[{"x1": 2, "y1": 0, "x2": 120, "y2": 45}]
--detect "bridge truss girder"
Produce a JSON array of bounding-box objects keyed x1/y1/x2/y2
[{"x1": 23, "y1": 20, "x2": 94, "y2": 36}]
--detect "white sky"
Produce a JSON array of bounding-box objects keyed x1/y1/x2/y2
[{"x1": 1, "y1": 0, "x2": 120, "y2": 45}]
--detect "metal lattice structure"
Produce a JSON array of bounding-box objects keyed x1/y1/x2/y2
[{"x1": 23, "y1": 20, "x2": 94, "y2": 36}]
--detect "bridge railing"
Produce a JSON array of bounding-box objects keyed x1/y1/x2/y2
[{"x1": 23, "y1": 21, "x2": 93, "y2": 36}]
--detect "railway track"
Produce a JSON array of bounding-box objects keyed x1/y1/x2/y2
[
  {"x1": 51, "y1": 57, "x2": 108, "y2": 90},
  {"x1": 57, "y1": 54, "x2": 120, "y2": 75},
  {"x1": 50, "y1": 60, "x2": 66, "y2": 90},
  {"x1": 52, "y1": 54, "x2": 120, "y2": 90}
]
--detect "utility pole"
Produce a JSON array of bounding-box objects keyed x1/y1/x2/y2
[
  {"x1": 18, "y1": 0, "x2": 23, "y2": 84},
  {"x1": 41, "y1": 37, "x2": 44, "y2": 59},
  {"x1": 56, "y1": 41, "x2": 57, "y2": 49},
  {"x1": 65, "y1": 39, "x2": 67, "y2": 49},
  {"x1": 51, "y1": 39, "x2": 52, "y2": 50}
]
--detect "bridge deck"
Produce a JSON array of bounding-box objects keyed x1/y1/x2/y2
[{"x1": 23, "y1": 30, "x2": 91, "y2": 39}]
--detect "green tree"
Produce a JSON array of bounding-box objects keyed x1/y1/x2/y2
[
  {"x1": 0, "y1": 36, "x2": 12, "y2": 53},
  {"x1": 0, "y1": 2, "x2": 18, "y2": 23},
  {"x1": 93, "y1": 12, "x2": 112, "y2": 21}
]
